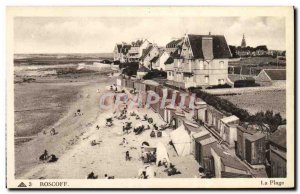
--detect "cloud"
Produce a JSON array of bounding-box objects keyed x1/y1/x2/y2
[{"x1": 14, "y1": 16, "x2": 286, "y2": 53}]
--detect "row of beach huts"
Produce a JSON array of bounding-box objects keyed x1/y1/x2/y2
[{"x1": 116, "y1": 76, "x2": 287, "y2": 178}]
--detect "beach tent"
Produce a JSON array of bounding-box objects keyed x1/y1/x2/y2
[
  {"x1": 155, "y1": 142, "x2": 170, "y2": 166},
  {"x1": 170, "y1": 125, "x2": 192, "y2": 156},
  {"x1": 145, "y1": 166, "x2": 156, "y2": 178}
]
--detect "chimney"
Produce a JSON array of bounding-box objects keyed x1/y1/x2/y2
[
  {"x1": 202, "y1": 37, "x2": 213, "y2": 60},
  {"x1": 209, "y1": 32, "x2": 211, "y2": 35}
]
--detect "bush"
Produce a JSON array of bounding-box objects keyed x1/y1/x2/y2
[
  {"x1": 101, "y1": 59, "x2": 112, "y2": 64},
  {"x1": 113, "y1": 60, "x2": 120, "y2": 65},
  {"x1": 194, "y1": 89, "x2": 250, "y2": 121},
  {"x1": 143, "y1": 69, "x2": 167, "y2": 80},
  {"x1": 188, "y1": 87, "x2": 202, "y2": 92},
  {"x1": 248, "y1": 111, "x2": 284, "y2": 133},
  {"x1": 206, "y1": 84, "x2": 232, "y2": 89},
  {"x1": 120, "y1": 62, "x2": 139, "y2": 76},
  {"x1": 234, "y1": 80, "x2": 259, "y2": 88},
  {"x1": 193, "y1": 89, "x2": 284, "y2": 130}
]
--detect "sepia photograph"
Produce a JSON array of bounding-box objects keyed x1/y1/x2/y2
[{"x1": 6, "y1": 6, "x2": 295, "y2": 189}]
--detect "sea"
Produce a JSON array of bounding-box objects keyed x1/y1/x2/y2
[{"x1": 14, "y1": 53, "x2": 114, "y2": 77}]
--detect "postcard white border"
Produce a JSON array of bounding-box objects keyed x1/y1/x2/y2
[{"x1": 6, "y1": 6, "x2": 295, "y2": 189}]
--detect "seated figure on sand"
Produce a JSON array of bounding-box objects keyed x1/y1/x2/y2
[{"x1": 87, "y1": 172, "x2": 98, "y2": 179}]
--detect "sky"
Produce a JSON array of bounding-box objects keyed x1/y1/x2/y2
[{"x1": 14, "y1": 17, "x2": 286, "y2": 54}]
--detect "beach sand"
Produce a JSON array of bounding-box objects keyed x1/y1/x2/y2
[
  {"x1": 14, "y1": 74, "x2": 116, "y2": 178},
  {"x1": 16, "y1": 80, "x2": 200, "y2": 179}
]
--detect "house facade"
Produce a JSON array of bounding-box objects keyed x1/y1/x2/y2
[
  {"x1": 113, "y1": 43, "x2": 131, "y2": 63},
  {"x1": 167, "y1": 34, "x2": 232, "y2": 89},
  {"x1": 113, "y1": 44, "x2": 122, "y2": 61},
  {"x1": 140, "y1": 45, "x2": 159, "y2": 69},
  {"x1": 236, "y1": 125, "x2": 266, "y2": 165},
  {"x1": 255, "y1": 69, "x2": 286, "y2": 87},
  {"x1": 151, "y1": 50, "x2": 170, "y2": 71},
  {"x1": 128, "y1": 39, "x2": 151, "y2": 62}
]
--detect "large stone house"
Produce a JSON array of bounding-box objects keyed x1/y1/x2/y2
[{"x1": 166, "y1": 34, "x2": 232, "y2": 89}]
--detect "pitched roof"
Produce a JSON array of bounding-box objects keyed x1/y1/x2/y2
[
  {"x1": 246, "y1": 132, "x2": 265, "y2": 142},
  {"x1": 150, "y1": 56, "x2": 159, "y2": 63},
  {"x1": 137, "y1": 66, "x2": 150, "y2": 73},
  {"x1": 169, "y1": 48, "x2": 182, "y2": 58},
  {"x1": 143, "y1": 79, "x2": 160, "y2": 86},
  {"x1": 269, "y1": 125, "x2": 286, "y2": 149},
  {"x1": 220, "y1": 115, "x2": 239, "y2": 124},
  {"x1": 212, "y1": 146, "x2": 248, "y2": 172},
  {"x1": 116, "y1": 44, "x2": 122, "y2": 53},
  {"x1": 263, "y1": 69, "x2": 286, "y2": 80},
  {"x1": 164, "y1": 57, "x2": 174, "y2": 65},
  {"x1": 166, "y1": 38, "x2": 183, "y2": 48},
  {"x1": 199, "y1": 137, "x2": 217, "y2": 146},
  {"x1": 121, "y1": 44, "x2": 131, "y2": 55},
  {"x1": 140, "y1": 45, "x2": 153, "y2": 60},
  {"x1": 187, "y1": 34, "x2": 232, "y2": 59},
  {"x1": 193, "y1": 130, "x2": 210, "y2": 139},
  {"x1": 237, "y1": 125, "x2": 257, "y2": 135},
  {"x1": 131, "y1": 39, "x2": 144, "y2": 47}
]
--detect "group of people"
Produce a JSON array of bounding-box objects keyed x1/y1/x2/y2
[
  {"x1": 138, "y1": 166, "x2": 155, "y2": 179},
  {"x1": 39, "y1": 149, "x2": 58, "y2": 163},
  {"x1": 87, "y1": 172, "x2": 114, "y2": 179},
  {"x1": 74, "y1": 109, "x2": 83, "y2": 117}
]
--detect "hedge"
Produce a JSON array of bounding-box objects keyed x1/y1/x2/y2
[{"x1": 191, "y1": 88, "x2": 284, "y2": 132}]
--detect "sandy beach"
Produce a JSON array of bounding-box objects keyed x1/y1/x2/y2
[
  {"x1": 14, "y1": 75, "x2": 113, "y2": 177},
  {"x1": 15, "y1": 77, "x2": 200, "y2": 179}
]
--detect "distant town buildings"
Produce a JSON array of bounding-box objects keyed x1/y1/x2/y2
[
  {"x1": 230, "y1": 34, "x2": 285, "y2": 58},
  {"x1": 113, "y1": 33, "x2": 286, "y2": 88},
  {"x1": 113, "y1": 39, "x2": 152, "y2": 63}
]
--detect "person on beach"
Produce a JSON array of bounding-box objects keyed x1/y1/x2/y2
[
  {"x1": 87, "y1": 172, "x2": 98, "y2": 179},
  {"x1": 39, "y1": 149, "x2": 49, "y2": 161},
  {"x1": 104, "y1": 174, "x2": 114, "y2": 179},
  {"x1": 122, "y1": 138, "x2": 128, "y2": 145},
  {"x1": 50, "y1": 128, "x2": 56, "y2": 136},
  {"x1": 48, "y1": 154, "x2": 58, "y2": 163},
  {"x1": 125, "y1": 151, "x2": 131, "y2": 161},
  {"x1": 150, "y1": 130, "x2": 156, "y2": 138}
]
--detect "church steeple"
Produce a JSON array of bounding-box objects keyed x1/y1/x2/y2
[{"x1": 241, "y1": 33, "x2": 246, "y2": 48}]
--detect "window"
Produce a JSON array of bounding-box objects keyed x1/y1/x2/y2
[
  {"x1": 219, "y1": 61, "x2": 224, "y2": 68},
  {"x1": 205, "y1": 76, "x2": 209, "y2": 84}
]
